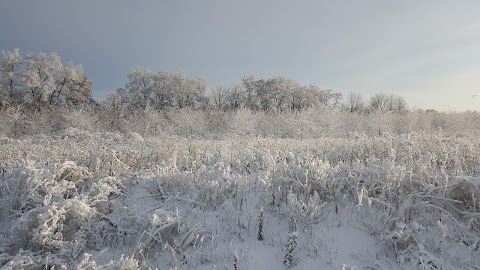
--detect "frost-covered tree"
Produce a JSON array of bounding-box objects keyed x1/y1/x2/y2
[
  {"x1": 23, "y1": 52, "x2": 63, "y2": 104},
  {"x1": 104, "y1": 88, "x2": 129, "y2": 112},
  {"x1": 369, "y1": 93, "x2": 388, "y2": 112},
  {"x1": 265, "y1": 76, "x2": 295, "y2": 112},
  {"x1": 123, "y1": 69, "x2": 206, "y2": 110},
  {"x1": 50, "y1": 63, "x2": 93, "y2": 105},
  {"x1": 225, "y1": 83, "x2": 247, "y2": 110},
  {"x1": 211, "y1": 85, "x2": 228, "y2": 111},
  {"x1": 8, "y1": 50, "x2": 94, "y2": 107},
  {"x1": 150, "y1": 71, "x2": 175, "y2": 109},
  {"x1": 346, "y1": 91, "x2": 364, "y2": 113},
  {"x1": 330, "y1": 91, "x2": 343, "y2": 108},
  {"x1": 289, "y1": 84, "x2": 309, "y2": 112},
  {"x1": 241, "y1": 75, "x2": 260, "y2": 111},
  {"x1": 291, "y1": 84, "x2": 337, "y2": 112},
  {"x1": 102, "y1": 88, "x2": 130, "y2": 128},
  {"x1": 167, "y1": 71, "x2": 206, "y2": 109},
  {"x1": 0, "y1": 49, "x2": 22, "y2": 107},
  {"x1": 369, "y1": 93, "x2": 408, "y2": 114},
  {"x1": 126, "y1": 67, "x2": 155, "y2": 110},
  {"x1": 390, "y1": 94, "x2": 407, "y2": 113},
  {"x1": 240, "y1": 75, "x2": 340, "y2": 112},
  {"x1": 210, "y1": 84, "x2": 247, "y2": 111}
]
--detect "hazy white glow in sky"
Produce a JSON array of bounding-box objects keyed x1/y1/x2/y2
[{"x1": 1, "y1": 0, "x2": 480, "y2": 111}]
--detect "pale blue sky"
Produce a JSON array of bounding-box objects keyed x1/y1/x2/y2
[{"x1": 1, "y1": 0, "x2": 480, "y2": 111}]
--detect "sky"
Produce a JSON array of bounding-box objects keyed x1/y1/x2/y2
[{"x1": 1, "y1": 0, "x2": 480, "y2": 111}]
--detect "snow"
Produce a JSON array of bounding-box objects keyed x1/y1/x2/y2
[{"x1": 1, "y1": 129, "x2": 480, "y2": 269}]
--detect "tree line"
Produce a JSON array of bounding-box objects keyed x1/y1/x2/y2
[
  {"x1": 1, "y1": 49, "x2": 407, "y2": 113},
  {"x1": 0, "y1": 49, "x2": 93, "y2": 108}
]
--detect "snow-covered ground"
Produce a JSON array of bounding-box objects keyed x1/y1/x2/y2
[{"x1": 1, "y1": 129, "x2": 479, "y2": 269}]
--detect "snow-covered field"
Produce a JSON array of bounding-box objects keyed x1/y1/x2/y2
[{"x1": 1, "y1": 128, "x2": 480, "y2": 269}]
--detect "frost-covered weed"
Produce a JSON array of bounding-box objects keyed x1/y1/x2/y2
[
  {"x1": 284, "y1": 231, "x2": 298, "y2": 268},
  {"x1": 0, "y1": 161, "x2": 124, "y2": 268},
  {"x1": 75, "y1": 253, "x2": 140, "y2": 270},
  {"x1": 2, "y1": 127, "x2": 480, "y2": 269},
  {"x1": 287, "y1": 190, "x2": 326, "y2": 233},
  {"x1": 382, "y1": 221, "x2": 450, "y2": 269}
]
